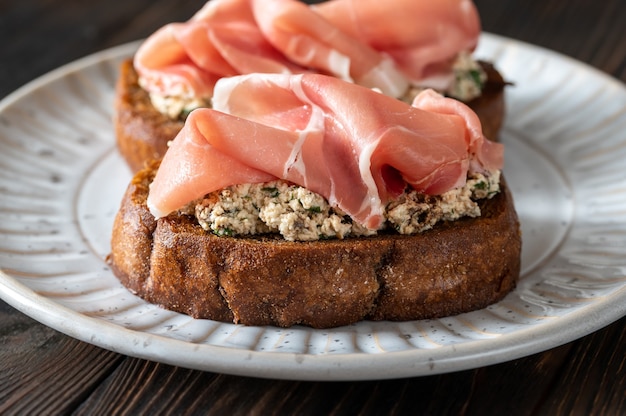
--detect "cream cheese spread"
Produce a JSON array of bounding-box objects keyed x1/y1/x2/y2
[
  {"x1": 145, "y1": 52, "x2": 486, "y2": 119},
  {"x1": 194, "y1": 170, "x2": 501, "y2": 241}
]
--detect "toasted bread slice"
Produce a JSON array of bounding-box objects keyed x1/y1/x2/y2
[
  {"x1": 108, "y1": 161, "x2": 521, "y2": 328},
  {"x1": 114, "y1": 61, "x2": 184, "y2": 173}
]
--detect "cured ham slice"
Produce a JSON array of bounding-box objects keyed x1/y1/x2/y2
[
  {"x1": 146, "y1": 111, "x2": 277, "y2": 219},
  {"x1": 315, "y1": 0, "x2": 481, "y2": 87},
  {"x1": 134, "y1": 0, "x2": 479, "y2": 100},
  {"x1": 412, "y1": 89, "x2": 503, "y2": 172},
  {"x1": 148, "y1": 74, "x2": 503, "y2": 229},
  {"x1": 251, "y1": 0, "x2": 407, "y2": 97},
  {"x1": 134, "y1": 0, "x2": 307, "y2": 99}
]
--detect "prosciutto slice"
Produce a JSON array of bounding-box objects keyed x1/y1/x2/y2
[
  {"x1": 134, "y1": 0, "x2": 307, "y2": 99},
  {"x1": 134, "y1": 0, "x2": 479, "y2": 100},
  {"x1": 315, "y1": 0, "x2": 481, "y2": 87},
  {"x1": 148, "y1": 74, "x2": 502, "y2": 229},
  {"x1": 251, "y1": 0, "x2": 407, "y2": 97}
]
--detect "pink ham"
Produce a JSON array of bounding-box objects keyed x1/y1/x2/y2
[
  {"x1": 250, "y1": 0, "x2": 407, "y2": 97},
  {"x1": 315, "y1": 0, "x2": 481, "y2": 87},
  {"x1": 134, "y1": 0, "x2": 479, "y2": 100},
  {"x1": 134, "y1": 0, "x2": 307, "y2": 99},
  {"x1": 148, "y1": 74, "x2": 503, "y2": 229},
  {"x1": 412, "y1": 89, "x2": 503, "y2": 173}
]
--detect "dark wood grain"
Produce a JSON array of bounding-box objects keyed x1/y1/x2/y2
[
  {"x1": 0, "y1": 302, "x2": 123, "y2": 415},
  {"x1": 1, "y1": 0, "x2": 625, "y2": 414}
]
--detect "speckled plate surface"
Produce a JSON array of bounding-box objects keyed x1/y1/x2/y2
[{"x1": 1, "y1": 34, "x2": 625, "y2": 381}]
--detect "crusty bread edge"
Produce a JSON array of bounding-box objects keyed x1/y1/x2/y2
[
  {"x1": 114, "y1": 60, "x2": 184, "y2": 173},
  {"x1": 107, "y1": 161, "x2": 521, "y2": 329}
]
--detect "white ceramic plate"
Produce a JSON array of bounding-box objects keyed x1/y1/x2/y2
[{"x1": 1, "y1": 34, "x2": 625, "y2": 381}]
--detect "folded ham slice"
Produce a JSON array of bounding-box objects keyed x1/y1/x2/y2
[
  {"x1": 134, "y1": 0, "x2": 480, "y2": 100},
  {"x1": 315, "y1": 0, "x2": 481, "y2": 88},
  {"x1": 147, "y1": 74, "x2": 502, "y2": 230},
  {"x1": 134, "y1": 0, "x2": 307, "y2": 99},
  {"x1": 250, "y1": 0, "x2": 407, "y2": 97}
]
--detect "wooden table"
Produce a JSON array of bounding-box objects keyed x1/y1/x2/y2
[{"x1": 1, "y1": 1, "x2": 625, "y2": 414}]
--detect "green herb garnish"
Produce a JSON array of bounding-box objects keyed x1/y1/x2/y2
[
  {"x1": 214, "y1": 227, "x2": 234, "y2": 237},
  {"x1": 261, "y1": 187, "x2": 280, "y2": 197},
  {"x1": 469, "y1": 69, "x2": 484, "y2": 88},
  {"x1": 474, "y1": 181, "x2": 488, "y2": 190}
]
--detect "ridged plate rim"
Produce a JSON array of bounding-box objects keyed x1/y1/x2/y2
[{"x1": 0, "y1": 33, "x2": 625, "y2": 381}]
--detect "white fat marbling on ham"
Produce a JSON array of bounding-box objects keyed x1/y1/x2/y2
[{"x1": 148, "y1": 74, "x2": 502, "y2": 230}]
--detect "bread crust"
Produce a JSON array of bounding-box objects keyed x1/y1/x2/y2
[
  {"x1": 113, "y1": 60, "x2": 507, "y2": 172},
  {"x1": 108, "y1": 161, "x2": 521, "y2": 328},
  {"x1": 114, "y1": 60, "x2": 184, "y2": 173},
  {"x1": 468, "y1": 61, "x2": 506, "y2": 143}
]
